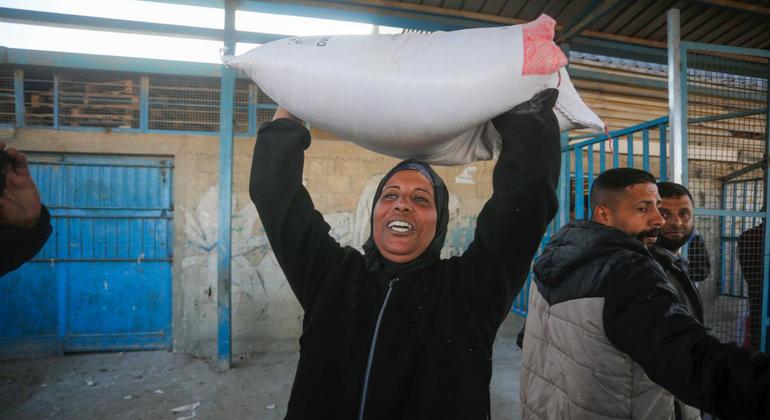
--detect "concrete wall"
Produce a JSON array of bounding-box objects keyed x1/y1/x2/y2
[{"x1": 10, "y1": 127, "x2": 496, "y2": 358}]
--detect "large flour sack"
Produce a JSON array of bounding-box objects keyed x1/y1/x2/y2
[{"x1": 224, "y1": 14, "x2": 604, "y2": 166}]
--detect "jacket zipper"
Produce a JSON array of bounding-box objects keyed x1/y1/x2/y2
[{"x1": 357, "y1": 277, "x2": 398, "y2": 420}]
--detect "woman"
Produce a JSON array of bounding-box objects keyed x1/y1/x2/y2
[{"x1": 249, "y1": 90, "x2": 560, "y2": 419}]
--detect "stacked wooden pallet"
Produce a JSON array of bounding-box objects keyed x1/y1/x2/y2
[{"x1": 60, "y1": 78, "x2": 139, "y2": 128}]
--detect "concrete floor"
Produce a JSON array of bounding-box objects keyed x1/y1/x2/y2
[{"x1": 0, "y1": 337, "x2": 522, "y2": 420}]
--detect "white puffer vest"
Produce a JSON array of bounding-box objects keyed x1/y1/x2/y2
[{"x1": 520, "y1": 286, "x2": 701, "y2": 420}]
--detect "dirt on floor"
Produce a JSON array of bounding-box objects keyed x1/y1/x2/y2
[{"x1": 0, "y1": 337, "x2": 523, "y2": 420}]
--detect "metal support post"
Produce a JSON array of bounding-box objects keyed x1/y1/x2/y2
[
  {"x1": 557, "y1": 132, "x2": 571, "y2": 229},
  {"x1": 13, "y1": 69, "x2": 24, "y2": 128},
  {"x1": 761, "y1": 59, "x2": 770, "y2": 352},
  {"x1": 53, "y1": 74, "x2": 59, "y2": 129},
  {"x1": 140, "y1": 76, "x2": 149, "y2": 132},
  {"x1": 217, "y1": 0, "x2": 237, "y2": 371},
  {"x1": 667, "y1": 9, "x2": 685, "y2": 185}
]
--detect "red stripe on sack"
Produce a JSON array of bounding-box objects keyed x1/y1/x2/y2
[{"x1": 522, "y1": 14, "x2": 568, "y2": 76}]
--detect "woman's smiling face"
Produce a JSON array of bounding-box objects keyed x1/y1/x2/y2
[{"x1": 372, "y1": 170, "x2": 437, "y2": 263}]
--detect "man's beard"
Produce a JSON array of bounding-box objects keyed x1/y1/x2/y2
[
  {"x1": 657, "y1": 227, "x2": 694, "y2": 252},
  {"x1": 635, "y1": 228, "x2": 661, "y2": 246}
]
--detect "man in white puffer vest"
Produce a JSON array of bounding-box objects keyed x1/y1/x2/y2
[{"x1": 520, "y1": 167, "x2": 770, "y2": 420}]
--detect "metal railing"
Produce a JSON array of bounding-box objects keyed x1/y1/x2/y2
[{"x1": 511, "y1": 117, "x2": 670, "y2": 316}]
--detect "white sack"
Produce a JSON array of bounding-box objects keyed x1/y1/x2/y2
[{"x1": 224, "y1": 14, "x2": 604, "y2": 166}]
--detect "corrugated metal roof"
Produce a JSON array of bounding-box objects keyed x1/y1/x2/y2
[{"x1": 338, "y1": 0, "x2": 770, "y2": 50}]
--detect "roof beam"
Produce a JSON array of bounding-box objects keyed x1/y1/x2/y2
[
  {"x1": 0, "y1": 47, "x2": 222, "y2": 77},
  {"x1": 323, "y1": 0, "x2": 524, "y2": 25},
  {"x1": 243, "y1": 0, "x2": 664, "y2": 50},
  {"x1": 234, "y1": 0, "x2": 509, "y2": 31},
  {"x1": 557, "y1": 0, "x2": 627, "y2": 43},
  {"x1": 581, "y1": 30, "x2": 667, "y2": 49},
  {"x1": 0, "y1": 7, "x2": 283, "y2": 44},
  {"x1": 696, "y1": 0, "x2": 770, "y2": 16}
]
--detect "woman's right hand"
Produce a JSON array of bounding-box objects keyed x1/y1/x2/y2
[{"x1": 273, "y1": 107, "x2": 302, "y2": 123}]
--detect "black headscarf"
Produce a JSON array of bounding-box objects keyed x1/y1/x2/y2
[{"x1": 363, "y1": 159, "x2": 450, "y2": 274}]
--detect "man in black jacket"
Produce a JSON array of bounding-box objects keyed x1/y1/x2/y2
[
  {"x1": 653, "y1": 181, "x2": 704, "y2": 323},
  {"x1": 520, "y1": 168, "x2": 770, "y2": 420},
  {"x1": 250, "y1": 90, "x2": 560, "y2": 419},
  {"x1": 0, "y1": 142, "x2": 52, "y2": 276}
]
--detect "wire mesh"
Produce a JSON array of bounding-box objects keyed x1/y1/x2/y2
[
  {"x1": 686, "y1": 49, "x2": 768, "y2": 349},
  {"x1": 149, "y1": 74, "x2": 218, "y2": 132},
  {"x1": 24, "y1": 68, "x2": 55, "y2": 127},
  {"x1": 59, "y1": 70, "x2": 140, "y2": 129},
  {"x1": 0, "y1": 68, "x2": 14, "y2": 124}
]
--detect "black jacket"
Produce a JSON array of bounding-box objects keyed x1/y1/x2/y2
[
  {"x1": 651, "y1": 245, "x2": 704, "y2": 323},
  {"x1": 534, "y1": 220, "x2": 770, "y2": 420},
  {"x1": 0, "y1": 204, "x2": 52, "y2": 276},
  {"x1": 249, "y1": 101, "x2": 560, "y2": 419}
]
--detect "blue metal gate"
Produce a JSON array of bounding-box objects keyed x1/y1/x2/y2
[
  {"x1": 510, "y1": 120, "x2": 671, "y2": 316},
  {"x1": 0, "y1": 153, "x2": 173, "y2": 357}
]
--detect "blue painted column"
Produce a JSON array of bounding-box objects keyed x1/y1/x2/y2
[
  {"x1": 667, "y1": 9, "x2": 685, "y2": 185},
  {"x1": 53, "y1": 74, "x2": 59, "y2": 129},
  {"x1": 13, "y1": 69, "x2": 24, "y2": 128},
  {"x1": 556, "y1": 132, "x2": 570, "y2": 229},
  {"x1": 140, "y1": 76, "x2": 149, "y2": 132},
  {"x1": 217, "y1": 0, "x2": 236, "y2": 371},
  {"x1": 659, "y1": 124, "x2": 667, "y2": 180}
]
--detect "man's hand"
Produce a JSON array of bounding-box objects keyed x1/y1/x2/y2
[
  {"x1": 0, "y1": 142, "x2": 42, "y2": 228},
  {"x1": 272, "y1": 107, "x2": 302, "y2": 123}
]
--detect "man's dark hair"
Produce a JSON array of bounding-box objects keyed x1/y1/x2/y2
[
  {"x1": 656, "y1": 181, "x2": 693, "y2": 203},
  {"x1": 590, "y1": 168, "x2": 657, "y2": 209}
]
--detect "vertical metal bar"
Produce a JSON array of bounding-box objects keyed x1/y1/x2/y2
[
  {"x1": 760, "y1": 58, "x2": 770, "y2": 352},
  {"x1": 248, "y1": 83, "x2": 257, "y2": 137},
  {"x1": 740, "y1": 181, "x2": 748, "y2": 296},
  {"x1": 575, "y1": 146, "x2": 584, "y2": 220},
  {"x1": 557, "y1": 133, "x2": 570, "y2": 228},
  {"x1": 668, "y1": 9, "x2": 685, "y2": 184},
  {"x1": 612, "y1": 137, "x2": 619, "y2": 168},
  {"x1": 13, "y1": 69, "x2": 24, "y2": 128},
  {"x1": 754, "y1": 179, "x2": 760, "y2": 214},
  {"x1": 730, "y1": 185, "x2": 738, "y2": 295},
  {"x1": 140, "y1": 76, "x2": 149, "y2": 132},
  {"x1": 642, "y1": 129, "x2": 650, "y2": 172},
  {"x1": 627, "y1": 133, "x2": 634, "y2": 168},
  {"x1": 719, "y1": 184, "x2": 726, "y2": 295},
  {"x1": 53, "y1": 74, "x2": 59, "y2": 129},
  {"x1": 680, "y1": 45, "x2": 689, "y2": 186},
  {"x1": 600, "y1": 139, "x2": 606, "y2": 173},
  {"x1": 217, "y1": 0, "x2": 236, "y2": 371},
  {"x1": 660, "y1": 124, "x2": 668, "y2": 180},
  {"x1": 587, "y1": 144, "x2": 594, "y2": 219}
]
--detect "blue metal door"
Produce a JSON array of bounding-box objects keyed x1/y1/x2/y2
[{"x1": 0, "y1": 153, "x2": 173, "y2": 356}]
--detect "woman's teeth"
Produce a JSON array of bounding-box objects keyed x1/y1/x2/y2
[{"x1": 388, "y1": 220, "x2": 413, "y2": 232}]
